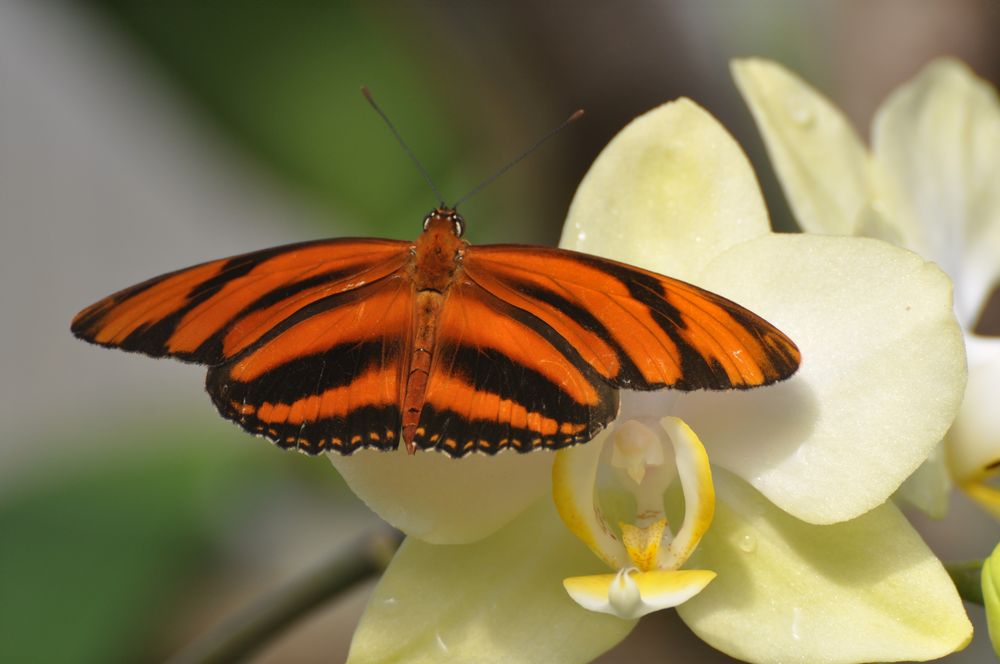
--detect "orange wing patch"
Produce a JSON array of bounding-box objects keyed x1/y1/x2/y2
[
  {"x1": 207, "y1": 274, "x2": 412, "y2": 454},
  {"x1": 73, "y1": 238, "x2": 414, "y2": 455},
  {"x1": 71, "y1": 238, "x2": 409, "y2": 364},
  {"x1": 464, "y1": 245, "x2": 800, "y2": 391},
  {"x1": 172, "y1": 243, "x2": 409, "y2": 357},
  {"x1": 411, "y1": 277, "x2": 617, "y2": 455}
]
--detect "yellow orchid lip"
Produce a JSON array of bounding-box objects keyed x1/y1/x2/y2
[
  {"x1": 563, "y1": 567, "x2": 717, "y2": 620},
  {"x1": 553, "y1": 415, "x2": 717, "y2": 618},
  {"x1": 960, "y1": 472, "x2": 1000, "y2": 521}
]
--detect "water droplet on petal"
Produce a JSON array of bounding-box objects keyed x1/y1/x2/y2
[
  {"x1": 792, "y1": 107, "x2": 813, "y2": 126},
  {"x1": 738, "y1": 532, "x2": 757, "y2": 553},
  {"x1": 784, "y1": 94, "x2": 814, "y2": 127}
]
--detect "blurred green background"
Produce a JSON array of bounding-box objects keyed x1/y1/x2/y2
[{"x1": 2, "y1": 2, "x2": 998, "y2": 662}]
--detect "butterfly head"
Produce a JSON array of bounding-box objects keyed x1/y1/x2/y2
[{"x1": 424, "y1": 207, "x2": 466, "y2": 238}]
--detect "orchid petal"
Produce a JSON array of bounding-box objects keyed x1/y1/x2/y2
[
  {"x1": 552, "y1": 427, "x2": 628, "y2": 569},
  {"x1": 677, "y1": 470, "x2": 973, "y2": 664},
  {"x1": 560, "y1": 99, "x2": 770, "y2": 283},
  {"x1": 873, "y1": 58, "x2": 1000, "y2": 326},
  {"x1": 893, "y1": 442, "x2": 951, "y2": 519},
  {"x1": 673, "y1": 233, "x2": 966, "y2": 524},
  {"x1": 330, "y1": 448, "x2": 551, "y2": 544},
  {"x1": 347, "y1": 498, "x2": 635, "y2": 664},
  {"x1": 656, "y1": 417, "x2": 714, "y2": 570},
  {"x1": 564, "y1": 568, "x2": 715, "y2": 620},
  {"x1": 947, "y1": 334, "x2": 1000, "y2": 518},
  {"x1": 983, "y1": 542, "x2": 1000, "y2": 656},
  {"x1": 732, "y1": 58, "x2": 877, "y2": 237}
]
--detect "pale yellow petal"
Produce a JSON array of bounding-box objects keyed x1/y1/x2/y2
[
  {"x1": 673, "y1": 234, "x2": 966, "y2": 524},
  {"x1": 330, "y1": 448, "x2": 551, "y2": 544},
  {"x1": 946, "y1": 334, "x2": 1000, "y2": 483},
  {"x1": 732, "y1": 58, "x2": 876, "y2": 236},
  {"x1": 873, "y1": 57, "x2": 1000, "y2": 325},
  {"x1": 678, "y1": 470, "x2": 973, "y2": 663},
  {"x1": 983, "y1": 542, "x2": 1000, "y2": 655},
  {"x1": 893, "y1": 442, "x2": 951, "y2": 519},
  {"x1": 656, "y1": 417, "x2": 714, "y2": 570},
  {"x1": 552, "y1": 428, "x2": 628, "y2": 569},
  {"x1": 561, "y1": 98, "x2": 770, "y2": 283},
  {"x1": 348, "y1": 498, "x2": 634, "y2": 664}
]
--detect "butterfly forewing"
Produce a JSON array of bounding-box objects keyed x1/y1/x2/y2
[
  {"x1": 462, "y1": 245, "x2": 800, "y2": 392},
  {"x1": 72, "y1": 237, "x2": 415, "y2": 453},
  {"x1": 71, "y1": 238, "x2": 410, "y2": 364}
]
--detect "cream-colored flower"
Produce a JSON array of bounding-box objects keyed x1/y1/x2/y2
[
  {"x1": 984, "y1": 542, "x2": 1000, "y2": 656},
  {"x1": 733, "y1": 57, "x2": 1000, "y2": 519},
  {"x1": 341, "y1": 99, "x2": 970, "y2": 663}
]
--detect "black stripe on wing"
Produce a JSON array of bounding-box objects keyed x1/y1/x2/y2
[
  {"x1": 411, "y1": 401, "x2": 615, "y2": 457},
  {"x1": 412, "y1": 279, "x2": 618, "y2": 457},
  {"x1": 72, "y1": 238, "x2": 409, "y2": 365},
  {"x1": 205, "y1": 275, "x2": 411, "y2": 456}
]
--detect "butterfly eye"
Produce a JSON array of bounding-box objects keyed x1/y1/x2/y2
[
  {"x1": 423, "y1": 214, "x2": 434, "y2": 231},
  {"x1": 451, "y1": 214, "x2": 465, "y2": 237}
]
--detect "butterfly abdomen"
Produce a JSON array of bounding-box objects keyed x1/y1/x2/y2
[
  {"x1": 401, "y1": 290, "x2": 443, "y2": 451},
  {"x1": 400, "y1": 209, "x2": 467, "y2": 452}
]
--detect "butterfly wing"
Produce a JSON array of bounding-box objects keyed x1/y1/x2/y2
[
  {"x1": 73, "y1": 238, "x2": 414, "y2": 453},
  {"x1": 206, "y1": 272, "x2": 413, "y2": 454},
  {"x1": 409, "y1": 274, "x2": 618, "y2": 456},
  {"x1": 403, "y1": 243, "x2": 799, "y2": 458},
  {"x1": 462, "y1": 244, "x2": 800, "y2": 391},
  {"x1": 72, "y1": 238, "x2": 410, "y2": 364}
]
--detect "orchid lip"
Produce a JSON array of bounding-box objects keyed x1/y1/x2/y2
[{"x1": 553, "y1": 416, "x2": 717, "y2": 618}]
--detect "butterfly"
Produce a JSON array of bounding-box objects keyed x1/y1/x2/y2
[{"x1": 72, "y1": 205, "x2": 801, "y2": 458}]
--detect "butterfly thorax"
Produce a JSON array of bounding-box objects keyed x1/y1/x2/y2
[
  {"x1": 412, "y1": 208, "x2": 466, "y2": 292},
  {"x1": 402, "y1": 208, "x2": 468, "y2": 452}
]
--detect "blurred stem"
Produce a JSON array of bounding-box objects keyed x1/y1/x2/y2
[
  {"x1": 946, "y1": 559, "x2": 984, "y2": 605},
  {"x1": 168, "y1": 526, "x2": 403, "y2": 664}
]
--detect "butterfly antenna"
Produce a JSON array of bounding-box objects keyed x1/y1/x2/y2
[
  {"x1": 361, "y1": 85, "x2": 445, "y2": 205},
  {"x1": 452, "y1": 109, "x2": 584, "y2": 209}
]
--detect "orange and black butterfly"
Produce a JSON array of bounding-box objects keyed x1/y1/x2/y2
[{"x1": 71, "y1": 205, "x2": 800, "y2": 458}]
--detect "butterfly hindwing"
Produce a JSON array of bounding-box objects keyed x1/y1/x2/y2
[
  {"x1": 206, "y1": 271, "x2": 413, "y2": 454},
  {"x1": 463, "y1": 245, "x2": 800, "y2": 392},
  {"x1": 411, "y1": 276, "x2": 618, "y2": 456}
]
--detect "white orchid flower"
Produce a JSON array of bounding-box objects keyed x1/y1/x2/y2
[
  {"x1": 733, "y1": 57, "x2": 1000, "y2": 519},
  {"x1": 336, "y1": 99, "x2": 970, "y2": 663},
  {"x1": 984, "y1": 542, "x2": 1000, "y2": 655}
]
